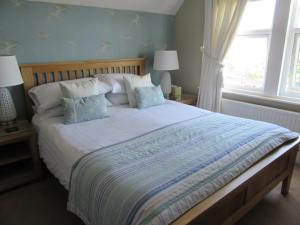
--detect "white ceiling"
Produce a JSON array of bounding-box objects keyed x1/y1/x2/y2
[{"x1": 28, "y1": 0, "x2": 185, "y2": 15}]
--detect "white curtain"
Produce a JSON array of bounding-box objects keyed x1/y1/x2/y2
[{"x1": 197, "y1": 0, "x2": 248, "y2": 112}]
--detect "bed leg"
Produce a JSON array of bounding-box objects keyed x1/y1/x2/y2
[
  {"x1": 281, "y1": 146, "x2": 298, "y2": 196},
  {"x1": 281, "y1": 176, "x2": 292, "y2": 195}
]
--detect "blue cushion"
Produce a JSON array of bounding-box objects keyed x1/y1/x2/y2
[
  {"x1": 62, "y1": 94, "x2": 109, "y2": 124},
  {"x1": 135, "y1": 86, "x2": 165, "y2": 109}
]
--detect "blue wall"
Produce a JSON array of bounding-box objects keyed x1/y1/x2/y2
[{"x1": 0, "y1": 0, "x2": 175, "y2": 118}]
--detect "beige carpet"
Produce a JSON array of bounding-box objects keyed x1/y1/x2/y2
[{"x1": 0, "y1": 165, "x2": 299, "y2": 225}]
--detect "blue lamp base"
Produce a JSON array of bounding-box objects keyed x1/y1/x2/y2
[{"x1": 0, "y1": 87, "x2": 17, "y2": 125}]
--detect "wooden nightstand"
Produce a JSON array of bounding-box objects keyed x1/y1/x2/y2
[
  {"x1": 174, "y1": 94, "x2": 197, "y2": 106},
  {"x1": 0, "y1": 120, "x2": 42, "y2": 192}
]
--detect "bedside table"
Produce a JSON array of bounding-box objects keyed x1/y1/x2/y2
[
  {"x1": 0, "y1": 120, "x2": 42, "y2": 192},
  {"x1": 175, "y1": 94, "x2": 197, "y2": 106}
]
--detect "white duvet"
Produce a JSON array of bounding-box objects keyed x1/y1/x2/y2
[{"x1": 32, "y1": 101, "x2": 204, "y2": 189}]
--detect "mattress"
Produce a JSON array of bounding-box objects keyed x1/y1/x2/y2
[{"x1": 32, "y1": 101, "x2": 203, "y2": 189}]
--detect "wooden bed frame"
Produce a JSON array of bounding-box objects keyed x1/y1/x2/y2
[{"x1": 19, "y1": 58, "x2": 299, "y2": 225}]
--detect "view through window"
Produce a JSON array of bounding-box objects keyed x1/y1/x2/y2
[{"x1": 223, "y1": 0, "x2": 276, "y2": 92}]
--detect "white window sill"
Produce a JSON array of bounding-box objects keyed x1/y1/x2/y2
[{"x1": 222, "y1": 89, "x2": 300, "y2": 113}]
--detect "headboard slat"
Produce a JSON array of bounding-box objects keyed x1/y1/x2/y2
[
  {"x1": 69, "y1": 70, "x2": 75, "y2": 80},
  {"x1": 37, "y1": 73, "x2": 45, "y2": 85},
  {"x1": 53, "y1": 71, "x2": 60, "y2": 82},
  {"x1": 45, "y1": 72, "x2": 52, "y2": 83}
]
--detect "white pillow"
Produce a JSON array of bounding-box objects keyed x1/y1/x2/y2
[
  {"x1": 29, "y1": 81, "x2": 66, "y2": 113},
  {"x1": 33, "y1": 97, "x2": 112, "y2": 113},
  {"x1": 33, "y1": 98, "x2": 109, "y2": 120},
  {"x1": 59, "y1": 79, "x2": 113, "y2": 106},
  {"x1": 96, "y1": 73, "x2": 135, "y2": 94},
  {"x1": 103, "y1": 76, "x2": 126, "y2": 94},
  {"x1": 60, "y1": 78, "x2": 99, "y2": 98},
  {"x1": 106, "y1": 98, "x2": 113, "y2": 106},
  {"x1": 97, "y1": 81, "x2": 112, "y2": 94},
  {"x1": 40, "y1": 106, "x2": 64, "y2": 119},
  {"x1": 124, "y1": 73, "x2": 153, "y2": 107},
  {"x1": 29, "y1": 78, "x2": 111, "y2": 114},
  {"x1": 106, "y1": 93, "x2": 129, "y2": 105}
]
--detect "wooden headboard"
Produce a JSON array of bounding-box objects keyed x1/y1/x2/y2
[{"x1": 19, "y1": 58, "x2": 145, "y2": 117}]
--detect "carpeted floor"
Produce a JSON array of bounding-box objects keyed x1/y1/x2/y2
[{"x1": 0, "y1": 165, "x2": 299, "y2": 225}]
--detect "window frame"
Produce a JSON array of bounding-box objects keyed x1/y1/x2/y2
[
  {"x1": 223, "y1": 0, "x2": 275, "y2": 94},
  {"x1": 279, "y1": 0, "x2": 300, "y2": 98},
  {"x1": 223, "y1": 0, "x2": 295, "y2": 103}
]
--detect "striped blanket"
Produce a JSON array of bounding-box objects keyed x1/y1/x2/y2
[{"x1": 68, "y1": 112, "x2": 298, "y2": 225}]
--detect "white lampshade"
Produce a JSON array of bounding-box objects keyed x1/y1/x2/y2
[
  {"x1": 153, "y1": 50, "x2": 179, "y2": 71},
  {"x1": 0, "y1": 55, "x2": 23, "y2": 88}
]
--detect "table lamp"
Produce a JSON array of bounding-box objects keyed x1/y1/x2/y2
[
  {"x1": 153, "y1": 50, "x2": 179, "y2": 98},
  {"x1": 0, "y1": 55, "x2": 23, "y2": 126}
]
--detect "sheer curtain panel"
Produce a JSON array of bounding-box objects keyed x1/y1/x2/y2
[{"x1": 197, "y1": 0, "x2": 248, "y2": 112}]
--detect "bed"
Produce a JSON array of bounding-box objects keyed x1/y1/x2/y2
[{"x1": 20, "y1": 58, "x2": 300, "y2": 225}]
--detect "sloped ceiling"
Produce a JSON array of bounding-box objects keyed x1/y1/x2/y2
[{"x1": 28, "y1": 0, "x2": 185, "y2": 15}]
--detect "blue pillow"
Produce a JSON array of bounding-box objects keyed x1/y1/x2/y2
[
  {"x1": 135, "y1": 86, "x2": 165, "y2": 109},
  {"x1": 62, "y1": 94, "x2": 109, "y2": 124}
]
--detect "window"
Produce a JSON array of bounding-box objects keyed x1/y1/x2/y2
[
  {"x1": 223, "y1": 0, "x2": 276, "y2": 92},
  {"x1": 280, "y1": 0, "x2": 300, "y2": 98},
  {"x1": 223, "y1": 0, "x2": 300, "y2": 103}
]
